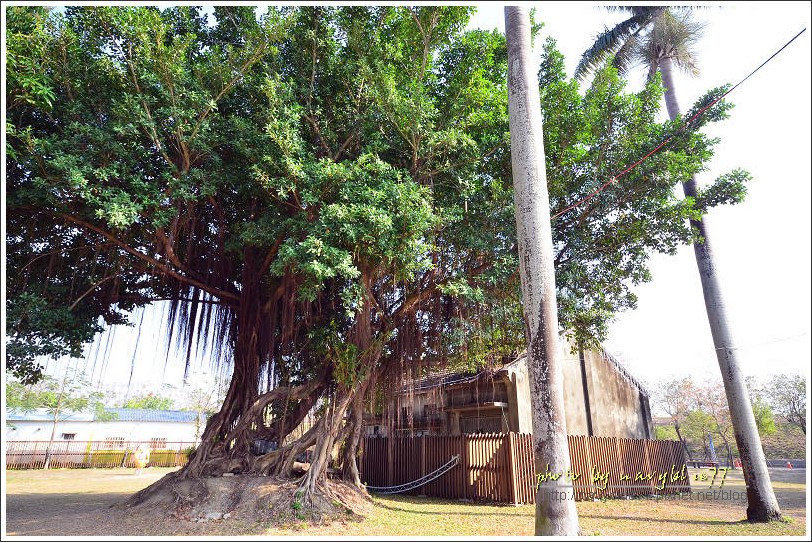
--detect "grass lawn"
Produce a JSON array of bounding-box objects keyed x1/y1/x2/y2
[{"x1": 4, "y1": 467, "x2": 807, "y2": 536}]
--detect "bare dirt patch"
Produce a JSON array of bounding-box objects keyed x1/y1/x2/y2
[{"x1": 5, "y1": 468, "x2": 372, "y2": 536}]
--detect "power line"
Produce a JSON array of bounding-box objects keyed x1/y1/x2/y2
[{"x1": 551, "y1": 27, "x2": 808, "y2": 221}]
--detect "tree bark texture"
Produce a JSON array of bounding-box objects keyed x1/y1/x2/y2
[{"x1": 505, "y1": 6, "x2": 580, "y2": 536}]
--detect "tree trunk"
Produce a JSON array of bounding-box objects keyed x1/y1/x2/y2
[
  {"x1": 299, "y1": 390, "x2": 354, "y2": 504},
  {"x1": 44, "y1": 408, "x2": 59, "y2": 470},
  {"x1": 341, "y1": 383, "x2": 368, "y2": 487},
  {"x1": 659, "y1": 56, "x2": 781, "y2": 522},
  {"x1": 674, "y1": 423, "x2": 692, "y2": 461},
  {"x1": 505, "y1": 6, "x2": 580, "y2": 536},
  {"x1": 44, "y1": 371, "x2": 68, "y2": 470}
]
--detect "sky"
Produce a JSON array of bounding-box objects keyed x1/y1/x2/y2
[{"x1": 22, "y1": 2, "x2": 812, "y2": 398}]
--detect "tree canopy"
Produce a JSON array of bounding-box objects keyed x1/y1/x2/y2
[
  {"x1": 6, "y1": 5, "x2": 751, "y2": 497},
  {"x1": 117, "y1": 392, "x2": 175, "y2": 410}
]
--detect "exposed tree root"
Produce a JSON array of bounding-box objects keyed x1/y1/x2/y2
[{"x1": 119, "y1": 473, "x2": 371, "y2": 527}]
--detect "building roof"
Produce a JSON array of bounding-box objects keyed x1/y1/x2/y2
[
  {"x1": 7, "y1": 408, "x2": 94, "y2": 422},
  {"x1": 6, "y1": 407, "x2": 205, "y2": 423},
  {"x1": 103, "y1": 408, "x2": 202, "y2": 423},
  {"x1": 397, "y1": 342, "x2": 650, "y2": 398}
]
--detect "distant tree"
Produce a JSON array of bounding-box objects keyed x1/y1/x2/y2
[
  {"x1": 765, "y1": 374, "x2": 806, "y2": 434},
  {"x1": 6, "y1": 365, "x2": 115, "y2": 468},
  {"x1": 175, "y1": 375, "x2": 228, "y2": 441},
  {"x1": 680, "y1": 407, "x2": 716, "y2": 460},
  {"x1": 699, "y1": 382, "x2": 737, "y2": 467},
  {"x1": 681, "y1": 378, "x2": 777, "y2": 464},
  {"x1": 654, "y1": 424, "x2": 678, "y2": 441},
  {"x1": 654, "y1": 376, "x2": 695, "y2": 460},
  {"x1": 118, "y1": 392, "x2": 175, "y2": 410},
  {"x1": 751, "y1": 398, "x2": 777, "y2": 438}
]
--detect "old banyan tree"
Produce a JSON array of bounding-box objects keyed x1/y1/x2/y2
[{"x1": 6, "y1": 6, "x2": 749, "y2": 509}]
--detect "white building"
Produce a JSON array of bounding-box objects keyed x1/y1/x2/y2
[{"x1": 6, "y1": 407, "x2": 207, "y2": 446}]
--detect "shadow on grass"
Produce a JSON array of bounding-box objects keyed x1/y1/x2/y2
[
  {"x1": 579, "y1": 513, "x2": 744, "y2": 526},
  {"x1": 371, "y1": 497, "x2": 533, "y2": 517}
]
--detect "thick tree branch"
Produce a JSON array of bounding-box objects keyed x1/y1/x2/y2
[{"x1": 57, "y1": 213, "x2": 240, "y2": 303}]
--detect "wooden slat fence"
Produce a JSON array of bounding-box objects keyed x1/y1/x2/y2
[
  {"x1": 5, "y1": 440, "x2": 196, "y2": 470},
  {"x1": 361, "y1": 433, "x2": 689, "y2": 504}
]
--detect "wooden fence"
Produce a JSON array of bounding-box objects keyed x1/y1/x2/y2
[
  {"x1": 5, "y1": 440, "x2": 196, "y2": 470},
  {"x1": 360, "y1": 434, "x2": 689, "y2": 504}
]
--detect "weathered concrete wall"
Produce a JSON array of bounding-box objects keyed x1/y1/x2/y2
[
  {"x1": 560, "y1": 344, "x2": 591, "y2": 436},
  {"x1": 512, "y1": 340, "x2": 651, "y2": 439},
  {"x1": 579, "y1": 347, "x2": 652, "y2": 439},
  {"x1": 371, "y1": 339, "x2": 653, "y2": 440},
  {"x1": 505, "y1": 346, "x2": 591, "y2": 436},
  {"x1": 505, "y1": 363, "x2": 534, "y2": 433}
]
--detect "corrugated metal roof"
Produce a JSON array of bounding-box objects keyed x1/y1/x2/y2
[
  {"x1": 6, "y1": 407, "x2": 206, "y2": 423},
  {"x1": 101, "y1": 408, "x2": 203, "y2": 423},
  {"x1": 6, "y1": 408, "x2": 94, "y2": 422}
]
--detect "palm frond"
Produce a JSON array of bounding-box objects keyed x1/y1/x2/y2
[
  {"x1": 651, "y1": 10, "x2": 705, "y2": 75},
  {"x1": 646, "y1": 9, "x2": 705, "y2": 76},
  {"x1": 612, "y1": 29, "x2": 641, "y2": 76},
  {"x1": 606, "y1": 6, "x2": 661, "y2": 17},
  {"x1": 575, "y1": 16, "x2": 643, "y2": 79},
  {"x1": 575, "y1": 7, "x2": 664, "y2": 80}
]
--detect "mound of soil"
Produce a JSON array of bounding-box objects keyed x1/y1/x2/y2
[{"x1": 121, "y1": 474, "x2": 373, "y2": 528}]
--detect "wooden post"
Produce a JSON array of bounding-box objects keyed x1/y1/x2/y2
[
  {"x1": 420, "y1": 436, "x2": 427, "y2": 496},
  {"x1": 387, "y1": 436, "x2": 393, "y2": 487},
  {"x1": 507, "y1": 433, "x2": 518, "y2": 505}
]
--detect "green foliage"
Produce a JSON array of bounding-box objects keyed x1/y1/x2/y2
[
  {"x1": 5, "y1": 367, "x2": 113, "y2": 421},
  {"x1": 763, "y1": 373, "x2": 806, "y2": 433},
  {"x1": 118, "y1": 392, "x2": 175, "y2": 410},
  {"x1": 6, "y1": 7, "x2": 750, "y2": 411},
  {"x1": 5, "y1": 6, "x2": 58, "y2": 110},
  {"x1": 680, "y1": 409, "x2": 716, "y2": 444},
  {"x1": 751, "y1": 398, "x2": 777, "y2": 437},
  {"x1": 574, "y1": 7, "x2": 702, "y2": 80},
  {"x1": 654, "y1": 425, "x2": 678, "y2": 441},
  {"x1": 538, "y1": 37, "x2": 749, "y2": 348},
  {"x1": 656, "y1": 375, "x2": 783, "y2": 459}
]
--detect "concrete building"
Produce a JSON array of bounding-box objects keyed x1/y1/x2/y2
[
  {"x1": 366, "y1": 340, "x2": 653, "y2": 440},
  {"x1": 6, "y1": 407, "x2": 207, "y2": 445}
]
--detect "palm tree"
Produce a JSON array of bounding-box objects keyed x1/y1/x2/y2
[
  {"x1": 576, "y1": 7, "x2": 782, "y2": 523},
  {"x1": 505, "y1": 6, "x2": 580, "y2": 535}
]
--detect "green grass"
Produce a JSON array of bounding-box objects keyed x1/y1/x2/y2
[{"x1": 4, "y1": 467, "x2": 807, "y2": 536}]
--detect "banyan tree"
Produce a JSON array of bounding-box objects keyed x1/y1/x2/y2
[{"x1": 6, "y1": 5, "x2": 748, "y2": 509}]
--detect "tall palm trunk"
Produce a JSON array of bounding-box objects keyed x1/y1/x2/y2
[
  {"x1": 505, "y1": 6, "x2": 580, "y2": 535},
  {"x1": 660, "y1": 56, "x2": 781, "y2": 522}
]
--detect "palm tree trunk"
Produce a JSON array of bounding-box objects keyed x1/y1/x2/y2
[
  {"x1": 505, "y1": 6, "x2": 580, "y2": 535},
  {"x1": 659, "y1": 56, "x2": 781, "y2": 522}
]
